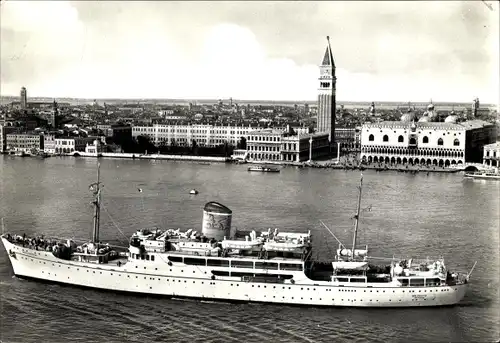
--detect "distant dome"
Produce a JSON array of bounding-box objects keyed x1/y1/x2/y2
[
  {"x1": 418, "y1": 116, "x2": 430, "y2": 122},
  {"x1": 428, "y1": 112, "x2": 438, "y2": 121},
  {"x1": 444, "y1": 115, "x2": 458, "y2": 123},
  {"x1": 427, "y1": 104, "x2": 435, "y2": 111},
  {"x1": 401, "y1": 112, "x2": 417, "y2": 122}
]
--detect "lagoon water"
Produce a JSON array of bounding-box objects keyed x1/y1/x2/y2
[{"x1": 0, "y1": 156, "x2": 498, "y2": 343}]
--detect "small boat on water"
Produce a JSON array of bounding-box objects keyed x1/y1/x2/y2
[
  {"x1": 14, "y1": 151, "x2": 30, "y2": 157},
  {"x1": 189, "y1": 189, "x2": 199, "y2": 195},
  {"x1": 247, "y1": 165, "x2": 280, "y2": 173},
  {"x1": 35, "y1": 152, "x2": 51, "y2": 159},
  {"x1": 464, "y1": 168, "x2": 500, "y2": 180}
]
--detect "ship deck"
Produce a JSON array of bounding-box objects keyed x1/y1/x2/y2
[{"x1": 167, "y1": 250, "x2": 305, "y2": 262}]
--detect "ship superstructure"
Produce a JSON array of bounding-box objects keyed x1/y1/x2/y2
[{"x1": 1, "y1": 165, "x2": 473, "y2": 307}]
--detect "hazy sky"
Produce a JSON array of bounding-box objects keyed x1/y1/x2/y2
[{"x1": 1, "y1": 1, "x2": 498, "y2": 103}]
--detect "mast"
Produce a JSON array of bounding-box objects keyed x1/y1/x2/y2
[
  {"x1": 90, "y1": 163, "x2": 102, "y2": 244},
  {"x1": 351, "y1": 173, "x2": 363, "y2": 260}
]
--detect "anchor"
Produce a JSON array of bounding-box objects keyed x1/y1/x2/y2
[{"x1": 8, "y1": 249, "x2": 16, "y2": 259}]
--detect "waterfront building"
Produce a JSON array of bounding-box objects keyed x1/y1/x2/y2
[
  {"x1": 20, "y1": 87, "x2": 27, "y2": 110},
  {"x1": 246, "y1": 128, "x2": 329, "y2": 162},
  {"x1": 85, "y1": 139, "x2": 106, "y2": 155},
  {"x1": 0, "y1": 125, "x2": 18, "y2": 152},
  {"x1": 360, "y1": 118, "x2": 496, "y2": 167},
  {"x1": 55, "y1": 137, "x2": 96, "y2": 154},
  {"x1": 132, "y1": 124, "x2": 259, "y2": 148},
  {"x1": 335, "y1": 127, "x2": 361, "y2": 153},
  {"x1": 281, "y1": 132, "x2": 330, "y2": 162},
  {"x1": 316, "y1": 36, "x2": 336, "y2": 146},
  {"x1": 482, "y1": 142, "x2": 500, "y2": 168},
  {"x1": 43, "y1": 134, "x2": 56, "y2": 154},
  {"x1": 6, "y1": 133, "x2": 43, "y2": 153},
  {"x1": 246, "y1": 129, "x2": 283, "y2": 161},
  {"x1": 462, "y1": 120, "x2": 497, "y2": 162}
]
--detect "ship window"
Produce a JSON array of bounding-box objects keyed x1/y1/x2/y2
[
  {"x1": 336, "y1": 277, "x2": 348, "y2": 282},
  {"x1": 426, "y1": 278, "x2": 440, "y2": 286},
  {"x1": 255, "y1": 261, "x2": 278, "y2": 270},
  {"x1": 231, "y1": 260, "x2": 253, "y2": 269},
  {"x1": 280, "y1": 263, "x2": 303, "y2": 271},
  {"x1": 168, "y1": 256, "x2": 183, "y2": 263},
  {"x1": 184, "y1": 257, "x2": 206, "y2": 266},
  {"x1": 207, "y1": 259, "x2": 229, "y2": 267},
  {"x1": 400, "y1": 278, "x2": 409, "y2": 286},
  {"x1": 410, "y1": 278, "x2": 425, "y2": 286}
]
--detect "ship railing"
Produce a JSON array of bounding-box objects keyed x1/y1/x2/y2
[{"x1": 447, "y1": 272, "x2": 469, "y2": 285}]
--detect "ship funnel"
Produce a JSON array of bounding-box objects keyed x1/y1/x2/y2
[{"x1": 202, "y1": 202, "x2": 232, "y2": 240}]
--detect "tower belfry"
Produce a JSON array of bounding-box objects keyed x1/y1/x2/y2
[{"x1": 317, "y1": 36, "x2": 336, "y2": 148}]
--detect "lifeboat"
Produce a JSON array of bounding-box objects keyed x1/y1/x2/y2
[
  {"x1": 221, "y1": 240, "x2": 262, "y2": 250},
  {"x1": 337, "y1": 247, "x2": 368, "y2": 258},
  {"x1": 264, "y1": 241, "x2": 307, "y2": 252}
]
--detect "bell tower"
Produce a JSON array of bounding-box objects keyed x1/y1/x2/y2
[{"x1": 317, "y1": 36, "x2": 336, "y2": 147}]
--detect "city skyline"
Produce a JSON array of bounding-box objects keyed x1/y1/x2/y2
[{"x1": 1, "y1": 1, "x2": 499, "y2": 104}]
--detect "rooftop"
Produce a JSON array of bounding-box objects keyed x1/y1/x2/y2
[
  {"x1": 248, "y1": 128, "x2": 285, "y2": 135},
  {"x1": 484, "y1": 141, "x2": 500, "y2": 149},
  {"x1": 458, "y1": 119, "x2": 495, "y2": 130},
  {"x1": 363, "y1": 119, "x2": 493, "y2": 130}
]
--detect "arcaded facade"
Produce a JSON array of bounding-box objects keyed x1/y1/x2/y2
[{"x1": 360, "y1": 119, "x2": 496, "y2": 167}]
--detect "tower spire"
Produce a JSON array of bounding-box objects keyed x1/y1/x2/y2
[{"x1": 321, "y1": 36, "x2": 335, "y2": 67}]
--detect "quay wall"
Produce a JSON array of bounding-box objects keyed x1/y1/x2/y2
[
  {"x1": 77, "y1": 152, "x2": 229, "y2": 162},
  {"x1": 2, "y1": 151, "x2": 478, "y2": 173}
]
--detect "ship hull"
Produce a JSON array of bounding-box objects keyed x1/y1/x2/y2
[{"x1": 2, "y1": 238, "x2": 468, "y2": 308}]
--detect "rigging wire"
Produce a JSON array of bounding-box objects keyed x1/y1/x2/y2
[
  {"x1": 101, "y1": 203, "x2": 130, "y2": 245},
  {"x1": 319, "y1": 220, "x2": 347, "y2": 250}
]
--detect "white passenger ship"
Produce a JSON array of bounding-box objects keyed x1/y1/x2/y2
[{"x1": 1, "y1": 165, "x2": 474, "y2": 307}]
